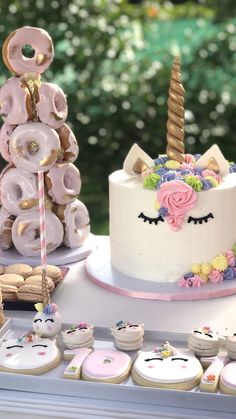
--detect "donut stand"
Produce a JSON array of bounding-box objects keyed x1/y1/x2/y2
[{"x1": 0, "y1": 27, "x2": 95, "y2": 266}]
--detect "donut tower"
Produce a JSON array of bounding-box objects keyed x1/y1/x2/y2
[{"x1": 0, "y1": 26, "x2": 90, "y2": 257}]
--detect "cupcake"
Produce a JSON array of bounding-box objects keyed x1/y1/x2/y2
[
  {"x1": 61, "y1": 322, "x2": 94, "y2": 349},
  {"x1": 111, "y1": 320, "x2": 144, "y2": 351},
  {"x1": 188, "y1": 326, "x2": 225, "y2": 357}
]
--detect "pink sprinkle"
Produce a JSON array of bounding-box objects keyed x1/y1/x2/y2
[{"x1": 38, "y1": 352, "x2": 46, "y2": 356}]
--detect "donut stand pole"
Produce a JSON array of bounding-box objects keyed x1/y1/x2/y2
[{"x1": 38, "y1": 171, "x2": 50, "y2": 305}]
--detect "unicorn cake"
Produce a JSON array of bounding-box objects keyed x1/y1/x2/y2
[{"x1": 109, "y1": 58, "x2": 236, "y2": 287}]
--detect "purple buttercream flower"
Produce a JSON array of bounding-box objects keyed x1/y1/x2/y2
[
  {"x1": 193, "y1": 167, "x2": 203, "y2": 175},
  {"x1": 158, "y1": 207, "x2": 169, "y2": 217},
  {"x1": 162, "y1": 172, "x2": 177, "y2": 182},
  {"x1": 229, "y1": 163, "x2": 236, "y2": 173},
  {"x1": 154, "y1": 156, "x2": 168, "y2": 165},
  {"x1": 180, "y1": 169, "x2": 192, "y2": 176},
  {"x1": 201, "y1": 178, "x2": 213, "y2": 190},
  {"x1": 223, "y1": 267, "x2": 235, "y2": 280},
  {"x1": 155, "y1": 167, "x2": 168, "y2": 176},
  {"x1": 194, "y1": 154, "x2": 201, "y2": 161},
  {"x1": 184, "y1": 272, "x2": 194, "y2": 279}
]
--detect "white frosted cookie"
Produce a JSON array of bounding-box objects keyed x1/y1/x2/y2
[
  {"x1": 4, "y1": 263, "x2": 32, "y2": 278},
  {"x1": 63, "y1": 347, "x2": 92, "y2": 379},
  {"x1": 111, "y1": 320, "x2": 144, "y2": 351},
  {"x1": 220, "y1": 361, "x2": 236, "y2": 395},
  {"x1": 199, "y1": 352, "x2": 229, "y2": 393},
  {"x1": 62, "y1": 322, "x2": 94, "y2": 349},
  {"x1": 225, "y1": 334, "x2": 236, "y2": 359},
  {"x1": 132, "y1": 341, "x2": 203, "y2": 390},
  {"x1": 82, "y1": 349, "x2": 132, "y2": 384},
  {"x1": 188, "y1": 326, "x2": 225, "y2": 356},
  {"x1": 0, "y1": 332, "x2": 61, "y2": 375},
  {"x1": 33, "y1": 303, "x2": 62, "y2": 338}
]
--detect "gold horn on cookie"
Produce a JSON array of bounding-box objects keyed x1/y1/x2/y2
[{"x1": 166, "y1": 56, "x2": 185, "y2": 163}]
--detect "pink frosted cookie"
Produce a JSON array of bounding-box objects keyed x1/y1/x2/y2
[
  {"x1": 220, "y1": 361, "x2": 236, "y2": 395},
  {"x1": 199, "y1": 352, "x2": 229, "y2": 393},
  {"x1": 0, "y1": 77, "x2": 32, "y2": 125},
  {"x1": 188, "y1": 326, "x2": 225, "y2": 357},
  {"x1": 36, "y1": 82, "x2": 68, "y2": 129},
  {"x1": 45, "y1": 163, "x2": 81, "y2": 205},
  {"x1": 0, "y1": 332, "x2": 60, "y2": 375},
  {"x1": 82, "y1": 349, "x2": 132, "y2": 384},
  {"x1": 2, "y1": 26, "x2": 54, "y2": 75},
  {"x1": 63, "y1": 347, "x2": 92, "y2": 379},
  {"x1": 111, "y1": 320, "x2": 144, "y2": 351},
  {"x1": 62, "y1": 322, "x2": 94, "y2": 349},
  {"x1": 132, "y1": 341, "x2": 203, "y2": 390}
]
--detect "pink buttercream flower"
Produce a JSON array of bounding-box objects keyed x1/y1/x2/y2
[
  {"x1": 225, "y1": 250, "x2": 236, "y2": 267},
  {"x1": 180, "y1": 162, "x2": 195, "y2": 170},
  {"x1": 184, "y1": 154, "x2": 196, "y2": 164},
  {"x1": 208, "y1": 269, "x2": 223, "y2": 283},
  {"x1": 178, "y1": 277, "x2": 190, "y2": 288},
  {"x1": 157, "y1": 180, "x2": 197, "y2": 229},
  {"x1": 201, "y1": 169, "x2": 221, "y2": 183},
  {"x1": 141, "y1": 168, "x2": 154, "y2": 178},
  {"x1": 191, "y1": 275, "x2": 204, "y2": 288}
]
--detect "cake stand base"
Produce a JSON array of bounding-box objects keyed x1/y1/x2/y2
[
  {"x1": 85, "y1": 237, "x2": 236, "y2": 301},
  {"x1": 0, "y1": 234, "x2": 96, "y2": 266}
]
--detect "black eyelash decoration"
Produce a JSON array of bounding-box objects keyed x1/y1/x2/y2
[
  {"x1": 138, "y1": 212, "x2": 164, "y2": 225},
  {"x1": 193, "y1": 330, "x2": 202, "y2": 334},
  {"x1": 188, "y1": 213, "x2": 214, "y2": 225},
  {"x1": 32, "y1": 344, "x2": 48, "y2": 348},
  {"x1": 6, "y1": 345, "x2": 23, "y2": 349},
  {"x1": 144, "y1": 357, "x2": 163, "y2": 362},
  {"x1": 205, "y1": 333, "x2": 213, "y2": 338},
  {"x1": 171, "y1": 357, "x2": 188, "y2": 362},
  {"x1": 34, "y1": 318, "x2": 43, "y2": 323},
  {"x1": 45, "y1": 318, "x2": 55, "y2": 323}
]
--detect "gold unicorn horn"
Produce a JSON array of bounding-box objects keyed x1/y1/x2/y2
[{"x1": 166, "y1": 57, "x2": 185, "y2": 163}]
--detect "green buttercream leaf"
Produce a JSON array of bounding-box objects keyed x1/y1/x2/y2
[
  {"x1": 185, "y1": 175, "x2": 203, "y2": 192},
  {"x1": 143, "y1": 173, "x2": 160, "y2": 189}
]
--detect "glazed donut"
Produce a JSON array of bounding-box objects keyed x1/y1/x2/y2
[
  {"x1": 45, "y1": 163, "x2": 81, "y2": 205},
  {"x1": 0, "y1": 206, "x2": 15, "y2": 250},
  {"x1": 0, "y1": 123, "x2": 16, "y2": 162},
  {"x1": 56, "y1": 124, "x2": 79, "y2": 163},
  {"x1": 12, "y1": 210, "x2": 63, "y2": 256},
  {"x1": 56, "y1": 199, "x2": 90, "y2": 248},
  {"x1": 0, "y1": 77, "x2": 33, "y2": 124},
  {"x1": 0, "y1": 168, "x2": 38, "y2": 215},
  {"x1": 2, "y1": 26, "x2": 54, "y2": 75},
  {"x1": 36, "y1": 82, "x2": 68, "y2": 129},
  {"x1": 9, "y1": 122, "x2": 60, "y2": 173}
]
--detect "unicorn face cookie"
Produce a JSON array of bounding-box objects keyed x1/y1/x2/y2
[
  {"x1": 33, "y1": 303, "x2": 62, "y2": 338},
  {"x1": 188, "y1": 326, "x2": 225, "y2": 356},
  {"x1": 132, "y1": 341, "x2": 203, "y2": 390},
  {"x1": 0, "y1": 332, "x2": 61, "y2": 374}
]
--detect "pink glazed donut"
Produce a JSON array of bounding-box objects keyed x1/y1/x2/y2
[
  {"x1": 36, "y1": 82, "x2": 68, "y2": 129},
  {"x1": 9, "y1": 122, "x2": 60, "y2": 173},
  {"x1": 0, "y1": 168, "x2": 38, "y2": 215},
  {"x1": 0, "y1": 77, "x2": 33, "y2": 125},
  {"x1": 2, "y1": 27, "x2": 54, "y2": 75},
  {"x1": 12, "y1": 210, "x2": 63, "y2": 256},
  {"x1": 45, "y1": 163, "x2": 81, "y2": 205},
  {"x1": 0, "y1": 123, "x2": 16, "y2": 162},
  {"x1": 57, "y1": 124, "x2": 79, "y2": 163},
  {"x1": 57, "y1": 199, "x2": 90, "y2": 248},
  {"x1": 0, "y1": 206, "x2": 15, "y2": 250}
]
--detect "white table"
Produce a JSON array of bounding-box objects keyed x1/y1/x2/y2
[{"x1": 2, "y1": 236, "x2": 236, "y2": 419}]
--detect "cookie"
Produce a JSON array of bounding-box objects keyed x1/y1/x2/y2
[
  {"x1": 82, "y1": 349, "x2": 132, "y2": 384},
  {"x1": 220, "y1": 361, "x2": 236, "y2": 395},
  {"x1": 0, "y1": 273, "x2": 24, "y2": 288},
  {"x1": 17, "y1": 284, "x2": 42, "y2": 301},
  {"x1": 4, "y1": 263, "x2": 32, "y2": 278},
  {"x1": 111, "y1": 320, "x2": 144, "y2": 351},
  {"x1": 63, "y1": 348, "x2": 92, "y2": 379},
  {"x1": 199, "y1": 352, "x2": 229, "y2": 392},
  {"x1": 225, "y1": 334, "x2": 236, "y2": 359},
  {"x1": 188, "y1": 326, "x2": 225, "y2": 357},
  {"x1": 1, "y1": 284, "x2": 18, "y2": 300},
  {"x1": 132, "y1": 341, "x2": 203, "y2": 390},
  {"x1": 61, "y1": 322, "x2": 94, "y2": 349},
  {"x1": 32, "y1": 265, "x2": 62, "y2": 283},
  {"x1": 33, "y1": 303, "x2": 62, "y2": 338},
  {"x1": 24, "y1": 275, "x2": 55, "y2": 292},
  {"x1": 0, "y1": 332, "x2": 61, "y2": 375}
]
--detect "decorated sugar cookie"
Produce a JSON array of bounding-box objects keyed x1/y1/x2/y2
[
  {"x1": 0, "y1": 332, "x2": 60, "y2": 375},
  {"x1": 220, "y1": 361, "x2": 236, "y2": 395},
  {"x1": 33, "y1": 302, "x2": 62, "y2": 338},
  {"x1": 225, "y1": 333, "x2": 236, "y2": 359},
  {"x1": 61, "y1": 322, "x2": 94, "y2": 349},
  {"x1": 132, "y1": 341, "x2": 203, "y2": 390},
  {"x1": 63, "y1": 347, "x2": 92, "y2": 379},
  {"x1": 188, "y1": 326, "x2": 225, "y2": 357},
  {"x1": 199, "y1": 352, "x2": 229, "y2": 393},
  {"x1": 111, "y1": 320, "x2": 144, "y2": 351}
]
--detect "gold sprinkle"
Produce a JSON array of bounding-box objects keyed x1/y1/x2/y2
[
  {"x1": 50, "y1": 112, "x2": 63, "y2": 121},
  {"x1": 71, "y1": 207, "x2": 77, "y2": 213},
  {"x1": 17, "y1": 222, "x2": 29, "y2": 236},
  {"x1": 27, "y1": 141, "x2": 39, "y2": 155},
  {"x1": 36, "y1": 53, "x2": 48, "y2": 66},
  {"x1": 40, "y1": 149, "x2": 60, "y2": 166},
  {"x1": 19, "y1": 199, "x2": 38, "y2": 210}
]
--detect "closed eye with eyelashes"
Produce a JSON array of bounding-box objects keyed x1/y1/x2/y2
[
  {"x1": 188, "y1": 213, "x2": 214, "y2": 225},
  {"x1": 138, "y1": 212, "x2": 164, "y2": 225}
]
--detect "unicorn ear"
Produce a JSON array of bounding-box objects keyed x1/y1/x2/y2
[
  {"x1": 123, "y1": 144, "x2": 153, "y2": 175},
  {"x1": 195, "y1": 144, "x2": 229, "y2": 177}
]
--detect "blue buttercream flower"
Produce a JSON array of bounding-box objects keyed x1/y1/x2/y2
[
  {"x1": 229, "y1": 163, "x2": 236, "y2": 173},
  {"x1": 194, "y1": 167, "x2": 203, "y2": 175},
  {"x1": 184, "y1": 272, "x2": 194, "y2": 279},
  {"x1": 155, "y1": 167, "x2": 168, "y2": 176},
  {"x1": 194, "y1": 154, "x2": 201, "y2": 161},
  {"x1": 159, "y1": 207, "x2": 169, "y2": 217},
  {"x1": 223, "y1": 267, "x2": 235, "y2": 280},
  {"x1": 201, "y1": 178, "x2": 213, "y2": 190},
  {"x1": 154, "y1": 156, "x2": 168, "y2": 165},
  {"x1": 180, "y1": 169, "x2": 192, "y2": 176},
  {"x1": 162, "y1": 172, "x2": 177, "y2": 182}
]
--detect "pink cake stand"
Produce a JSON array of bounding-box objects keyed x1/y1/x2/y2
[
  {"x1": 85, "y1": 237, "x2": 236, "y2": 301},
  {"x1": 0, "y1": 234, "x2": 96, "y2": 266}
]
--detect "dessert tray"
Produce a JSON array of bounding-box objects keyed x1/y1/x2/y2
[
  {"x1": 0, "y1": 317, "x2": 235, "y2": 417},
  {"x1": 0, "y1": 233, "x2": 96, "y2": 266},
  {"x1": 86, "y1": 237, "x2": 236, "y2": 301}
]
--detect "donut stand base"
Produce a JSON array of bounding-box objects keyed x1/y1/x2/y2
[
  {"x1": 85, "y1": 237, "x2": 236, "y2": 301},
  {"x1": 0, "y1": 234, "x2": 96, "y2": 266}
]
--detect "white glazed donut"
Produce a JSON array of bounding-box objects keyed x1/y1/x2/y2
[
  {"x1": 36, "y1": 82, "x2": 68, "y2": 129},
  {"x1": 0, "y1": 123, "x2": 16, "y2": 162},
  {"x1": 56, "y1": 124, "x2": 79, "y2": 163},
  {"x1": 0, "y1": 206, "x2": 15, "y2": 250},
  {"x1": 2, "y1": 26, "x2": 54, "y2": 75},
  {"x1": 0, "y1": 168, "x2": 38, "y2": 215},
  {"x1": 0, "y1": 77, "x2": 33, "y2": 124},
  {"x1": 45, "y1": 163, "x2": 81, "y2": 205},
  {"x1": 12, "y1": 210, "x2": 63, "y2": 256},
  {"x1": 56, "y1": 199, "x2": 90, "y2": 248},
  {"x1": 9, "y1": 122, "x2": 61, "y2": 173}
]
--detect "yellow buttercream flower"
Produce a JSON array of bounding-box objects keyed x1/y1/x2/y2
[
  {"x1": 165, "y1": 160, "x2": 181, "y2": 170},
  {"x1": 154, "y1": 200, "x2": 161, "y2": 211},
  {"x1": 204, "y1": 176, "x2": 219, "y2": 188},
  {"x1": 201, "y1": 263, "x2": 212, "y2": 276},
  {"x1": 212, "y1": 254, "x2": 228, "y2": 271},
  {"x1": 191, "y1": 263, "x2": 201, "y2": 274},
  {"x1": 199, "y1": 273, "x2": 208, "y2": 282}
]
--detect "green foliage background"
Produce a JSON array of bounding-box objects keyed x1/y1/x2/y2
[{"x1": 0, "y1": 0, "x2": 235, "y2": 234}]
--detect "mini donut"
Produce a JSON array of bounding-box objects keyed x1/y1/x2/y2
[
  {"x1": 0, "y1": 123, "x2": 16, "y2": 162},
  {"x1": 12, "y1": 210, "x2": 63, "y2": 256},
  {"x1": 45, "y1": 163, "x2": 81, "y2": 205},
  {"x1": 0, "y1": 168, "x2": 38, "y2": 215},
  {"x1": 82, "y1": 349, "x2": 132, "y2": 384},
  {"x1": 0, "y1": 206, "x2": 15, "y2": 250},
  {"x1": 9, "y1": 122, "x2": 60, "y2": 173},
  {"x1": 2, "y1": 26, "x2": 54, "y2": 75},
  {"x1": 56, "y1": 199, "x2": 90, "y2": 248},
  {"x1": 0, "y1": 77, "x2": 33, "y2": 124},
  {"x1": 4, "y1": 263, "x2": 32, "y2": 278},
  {"x1": 56, "y1": 124, "x2": 79, "y2": 163},
  {"x1": 36, "y1": 82, "x2": 68, "y2": 129}
]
